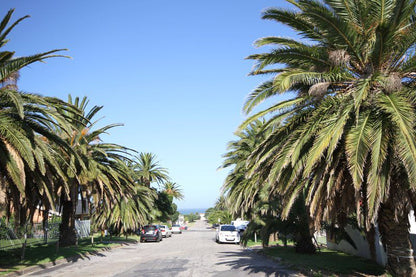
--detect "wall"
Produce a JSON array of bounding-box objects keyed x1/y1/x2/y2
[{"x1": 324, "y1": 211, "x2": 416, "y2": 266}]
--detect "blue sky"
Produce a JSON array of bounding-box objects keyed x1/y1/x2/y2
[{"x1": 1, "y1": 1, "x2": 293, "y2": 209}]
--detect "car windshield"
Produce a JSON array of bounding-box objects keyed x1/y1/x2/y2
[
  {"x1": 173, "y1": 225, "x2": 180, "y2": 227},
  {"x1": 220, "y1": 225, "x2": 236, "y2": 231},
  {"x1": 143, "y1": 226, "x2": 157, "y2": 231}
]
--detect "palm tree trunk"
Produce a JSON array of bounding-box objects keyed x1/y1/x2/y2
[
  {"x1": 378, "y1": 188, "x2": 416, "y2": 276},
  {"x1": 59, "y1": 184, "x2": 77, "y2": 247},
  {"x1": 43, "y1": 208, "x2": 49, "y2": 244},
  {"x1": 365, "y1": 224, "x2": 377, "y2": 262},
  {"x1": 59, "y1": 199, "x2": 77, "y2": 246},
  {"x1": 294, "y1": 196, "x2": 316, "y2": 254}
]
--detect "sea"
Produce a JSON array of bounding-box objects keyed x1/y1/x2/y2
[{"x1": 178, "y1": 208, "x2": 207, "y2": 215}]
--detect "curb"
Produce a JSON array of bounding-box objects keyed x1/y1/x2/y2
[{"x1": 4, "y1": 241, "x2": 135, "y2": 277}]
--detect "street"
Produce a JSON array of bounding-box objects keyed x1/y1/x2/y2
[{"x1": 24, "y1": 220, "x2": 299, "y2": 277}]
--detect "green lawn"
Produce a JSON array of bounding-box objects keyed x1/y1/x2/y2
[
  {"x1": 245, "y1": 239, "x2": 293, "y2": 248},
  {"x1": 0, "y1": 235, "x2": 140, "y2": 275},
  {"x1": 262, "y1": 245, "x2": 387, "y2": 276},
  {"x1": 0, "y1": 237, "x2": 57, "y2": 250}
]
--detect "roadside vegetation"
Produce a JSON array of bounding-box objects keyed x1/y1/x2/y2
[
  {"x1": 218, "y1": 0, "x2": 416, "y2": 276},
  {"x1": 184, "y1": 213, "x2": 200, "y2": 223},
  {"x1": 263, "y1": 246, "x2": 386, "y2": 276},
  {"x1": 2, "y1": 0, "x2": 416, "y2": 276},
  {"x1": 0, "y1": 8, "x2": 183, "y2": 272},
  {"x1": 244, "y1": 238, "x2": 386, "y2": 276},
  {"x1": 0, "y1": 234, "x2": 140, "y2": 275},
  {"x1": 205, "y1": 199, "x2": 232, "y2": 225}
]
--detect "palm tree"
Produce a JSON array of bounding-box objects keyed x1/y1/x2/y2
[
  {"x1": 56, "y1": 96, "x2": 134, "y2": 246},
  {"x1": 221, "y1": 120, "x2": 267, "y2": 219},
  {"x1": 0, "y1": 9, "x2": 70, "y2": 231},
  {"x1": 0, "y1": 9, "x2": 67, "y2": 84},
  {"x1": 162, "y1": 182, "x2": 184, "y2": 200},
  {"x1": 242, "y1": 0, "x2": 416, "y2": 274},
  {"x1": 93, "y1": 163, "x2": 157, "y2": 237},
  {"x1": 133, "y1": 153, "x2": 169, "y2": 187},
  {"x1": 221, "y1": 120, "x2": 315, "y2": 252}
]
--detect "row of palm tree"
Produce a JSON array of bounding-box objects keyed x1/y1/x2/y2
[
  {"x1": 221, "y1": 0, "x2": 416, "y2": 275},
  {"x1": 0, "y1": 9, "x2": 184, "y2": 248}
]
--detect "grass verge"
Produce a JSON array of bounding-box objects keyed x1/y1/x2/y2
[
  {"x1": 245, "y1": 239, "x2": 292, "y2": 248},
  {"x1": 261, "y1": 245, "x2": 387, "y2": 276},
  {"x1": 0, "y1": 235, "x2": 139, "y2": 275}
]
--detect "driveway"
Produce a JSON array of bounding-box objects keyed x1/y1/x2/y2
[{"x1": 23, "y1": 220, "x2": 300, "y2": 277}]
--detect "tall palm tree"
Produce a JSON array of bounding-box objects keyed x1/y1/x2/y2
[
  {"x1": 221, "y1": 120, "x2": 315, "y2": 252},
  {"x1": 162, "y1": 182, "x2": 184, "y2": 200},
  {"x1": 56, "y1": 96, "x2": 134, "y2": 246},
  {"x1": 93, "y1": 161, "x2": 157, "y2": 236},
  {"x1": 133, "y1": 153, "x2": 169, "y2": 187},
  {"x1": 221, "y1": 120, "x2": 267, "y2": 218},
  {"x1": 242, "y1": 0, "x2": 416, "y2": 274},
  {"x1": 0, "y1": 9, "x2": 67, "y2": 84},
  {"x1": 0, "y1": 9, "x2": 70, "y2": 229}
]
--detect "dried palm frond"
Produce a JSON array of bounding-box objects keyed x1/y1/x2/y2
[
  {"x1": 328, "y1": 50, "x2": 350, "y2": 66},
  {"x1": 385, "y1": 73, "x2": 402, "y2": 93},
  {"x1": 308, "y1": 82, "x2": 330, "y2": 97},
  {"x1": 1, "y1": 71, "x2": 20, "y2": 90}
]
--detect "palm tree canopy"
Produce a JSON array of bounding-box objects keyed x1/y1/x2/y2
[
  {"x1": 133, "y1": 152, "x2": 169, "y2": 187},
  {"x1": 0, "y1": 9, "x2": 68, "y2": 84},
  {"x1": 220, "y1": 120, "x2": 268, "y2": 218},
  {"x1": 243, "y1": 0, "x2": 416, "y2": 227},
  {"x1": 162, "y1": 181, "x2": 184, "y2": 200},
  {"x1": 242, "y1": 1, "x2": 416, "y2": 273}
]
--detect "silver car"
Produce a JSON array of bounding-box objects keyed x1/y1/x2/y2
[{"x1": 160, "y1": 225, "x2": 172, "y2": 238}]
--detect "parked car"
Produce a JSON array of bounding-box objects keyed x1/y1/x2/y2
[
  {"x1": 236, "y1": 224, "x2": 248, "y2": 233},
  {"x1": 171, "y1": 224, "x2": 182, "y2": 234},
  {"x1": 140, "y1": 224, "x2": 163, "y2": 242},
  {"x1": 211, "y1": 223, "x2": 219, "y2": 229},
  {"x1": 215, "y1": 224, "x2": 240, "y2": 244},
  {"x1": 232, "y1": 220, "x2": 249, "y2": 233},
  {"x1": 160, "y1": 225, "x2": 172, "y2": 238}
]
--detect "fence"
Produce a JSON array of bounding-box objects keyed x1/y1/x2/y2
[
  {"x1": 0, "y1": 218, "x2": 90, "y2": 250},
  {"x1": 75, "y1": 219, "x2": 90, "y2": 238}
]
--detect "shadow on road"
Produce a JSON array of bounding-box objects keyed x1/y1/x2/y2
[
  {"x1": 26, "y1": 248, "x2": 112, "y2": 275},
  {"x1": 216, "y1": 250, "x2": 296, "y2": 277}
]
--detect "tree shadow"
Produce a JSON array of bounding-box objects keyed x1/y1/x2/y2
[
  {"x1": 260, "y1": 246, "x2": 386, "y2": 276},
  {"x1": 215, "y1": 250, "x2": 298, "y2": 277},
  {"x1": 0, "y1": 239, "x2": 136, "y2": 275}
]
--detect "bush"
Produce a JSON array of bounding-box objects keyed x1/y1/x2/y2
[{"x1": 184, "y1": 213, "x2": 200, "y2": 223}]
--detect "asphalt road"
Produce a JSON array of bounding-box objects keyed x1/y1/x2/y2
[{"x1": 24, "y1": 220, "x2": 300, "y2": 277}]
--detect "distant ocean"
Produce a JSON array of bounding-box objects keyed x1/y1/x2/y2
[{"x1": 178, "y1": 208, "x2": 207, "y2": 215}]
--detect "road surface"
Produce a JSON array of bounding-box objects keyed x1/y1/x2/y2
[{"x1": 24, "y1": 219, "x2": 300, "y2": 277}]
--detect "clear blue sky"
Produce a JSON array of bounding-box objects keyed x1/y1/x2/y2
[{"x1": 1, "y1": 1, "x2": 293, "y2": 209}]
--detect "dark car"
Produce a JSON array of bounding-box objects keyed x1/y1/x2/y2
[{"x1": 140, "y1": 224, "x2": 163, "y2": 242}]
